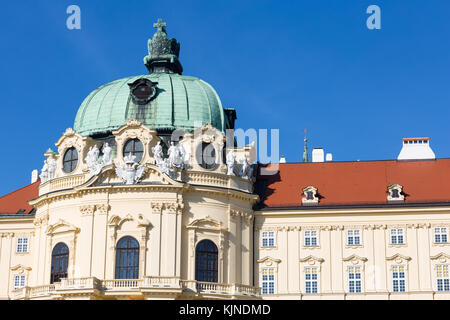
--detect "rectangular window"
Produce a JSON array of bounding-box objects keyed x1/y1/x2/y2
[
  {"x1": 16, "y1": 237, "x2": 28, "y2": 253},
  {"x1": 261, "y1": 231, "x2": 275, "y2": 247},
  {"x1": 434, "y1": 227, "x2": 448, "y2": 244},
  {"x1": 262, "y1": 268, "x2": 275, "y2": 294},
  {"x1": 390, "y1": 228, "x2": 404, "y2": 245},
  {"x1": 392, "y1": 266, "x2": 406, "y2": 292},
  {"x1": 304, "y1": 230, "x2": 318, "y2": 247},
  {"x1": 305, "y1": 267, "x2": 318, "y2": 294},
  {"x1": 14, "y1": 275, "x2": 25, "y2": 290},
  {"x1": 436, "y1": 265, "x2": 450, "y2": 292},
  {"x1": 347, "y1": 229, "x2": 361, "y2": 246},
  {"x1": 348, "y1": 266, "x2": 362, "y2": 293}
]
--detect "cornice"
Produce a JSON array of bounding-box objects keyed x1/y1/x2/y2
[
  {"x1": 189, "y1": 185, "x2": 259, "y2": 203},
  {"x1": 255, "y1": 204, "x2": 450, "y2": 215}
]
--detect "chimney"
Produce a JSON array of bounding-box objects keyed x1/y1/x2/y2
[
  {"x1": 31, "y1": 169, "x2": 39, "y2": 183},
  {"x1": 279, "y1": 156, "x2": 286, "y2": 163},
  {"x1": 397, "y1": 137, "x2": 435, "y2": 161},
  {"x1": 326, "y1": 153, "x2": 333, "y2": 162},
  {"x1": 312, "y1": 148, "x2": 324, "y2": 162}
]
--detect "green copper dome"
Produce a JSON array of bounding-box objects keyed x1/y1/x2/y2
[
  {"x1": 73, "y1": 19, "x2": 230, "y2": 137},
  {"x1": 74, "y1": 73, "x2": 226, "y2": 136}
]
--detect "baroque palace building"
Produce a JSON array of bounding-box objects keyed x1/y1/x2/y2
[{"x1": 1, "y1": 19, "x2": 450, "y2": 300}]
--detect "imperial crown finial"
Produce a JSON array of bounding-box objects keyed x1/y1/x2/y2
[{"x1": 143, "y1": 18, "x2": 183, "y2": 75}]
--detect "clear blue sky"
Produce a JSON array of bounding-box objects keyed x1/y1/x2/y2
[{"x1": 1, "y1": 0, "x2": 449, "y2": 195}]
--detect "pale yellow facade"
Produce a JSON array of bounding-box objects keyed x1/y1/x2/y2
[
  {"x1": 1, "y1": 120, "x2": 450, "y2": 300},
  {"x1": 254, "y1": 206, "x2": 450, "y2": 300},
  {"x1": 0, "y1": 120, "x2": 259, "y2": 300}
]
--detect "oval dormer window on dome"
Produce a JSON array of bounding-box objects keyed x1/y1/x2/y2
[
  {"x1": 196, "y1": 142, "x2": 216, "y2": 169},
  {"x1": 62, "y1": 147, "x2": 78, "y2": 173},
  {"x1": 128, "y1": 78, "x2": 157, "y2": 105},
  {"x1": 123, "y1": 138, "x2": 144, "y2": 163}
]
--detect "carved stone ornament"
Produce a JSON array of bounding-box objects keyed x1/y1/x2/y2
[{"x1": 115, "y1": 153, "x2": 146, "y2": 185}]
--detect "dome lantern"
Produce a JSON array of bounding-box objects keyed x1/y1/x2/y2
[{"x1": 143, "y1": 19, "x2": 183, "y2": 75}]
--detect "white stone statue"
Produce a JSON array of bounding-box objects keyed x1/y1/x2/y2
[
  {"x1": 85, "y1": 145, "x2": 102, "y2": 177},
  {"x1": 168, "y1": 142, "x2": 185, "y2": 169},
  {"x1": 183, "y1": 142, "x2": 191, "y2": 166},
  {"x1": 226, "y1": 150, "x2": 236, "y2": 175},
  {"x1": 115, "y1": 153, "x2": 146, "y2": 185},
  {"x1": 40, "y1": 153, "x2": 58, "y2": 183},
  {"x1": 101, "y1": 143, "x2": 113, "y2": 166},
  {"x1": 40, "y1": 159, "x2": 49, "y2": 183},
  {"x1": 239, "y1": 157, "x2": 253, "y2": 179},
  {"x1": 152, "y1": 141, "x2": 164, "y2": 165},
  {"x1": 47, "y1": 156, "x2": 57, "y2": 180}
]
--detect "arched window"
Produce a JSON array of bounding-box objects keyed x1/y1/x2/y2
[
  {"x1": 115, "y1": 236, "x2": 139, "y2": 279},
  {"x1": 123, "y1": 138, "x2": 144, "y2": 162},
  {"x1": 195, "y1": 240, "x2": 218, "y2": 283},
  {"x1": 63, "y1": 147, "x2": 78, "y2": 173},
  {"x1": 50, "y1": 242, "x2": 69, "y2": 284}
]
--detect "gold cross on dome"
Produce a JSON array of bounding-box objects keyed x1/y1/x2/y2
[{"x1": 153, "y1": 18, "x2": 167, "y2": 31}]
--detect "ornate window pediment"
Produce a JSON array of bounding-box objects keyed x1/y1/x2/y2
[
  {"x1": 430, "y1": 252, "x2": 450, "y2": 263},
  {"x1": 299, "y1": 255, "x2": 324, "y2": 265},
  {"x1": 302, "y1": 186, "x2": 319, "y2": 206},
  {"x1": 190, "y1": 123, "x2": 226, "y2": 172},
  {"x1": 112, "y1": 119, "x2": 160, "y2": 167},
  {"x1": 186, "y1": 216, "x2": 225, "y2": 232},
  {"x1": 257, "y1": 256, "x2": 281, "y2": 267},
  {"x1": 46, "y1": 219, "x2": 80, "y2": 235},
  {"x1": 54, "y1": 128, "x2": 99, "y2": 178},
  {"x1": 10, "y1": 264, "x2": 32, "y2": 274},
  {"x1": 108, "y1": 214, "x2": 151, "y2": 229},
  {"x1": 387, "y1": 183, "x2": 405, "y2": 202},
  {"x1": 343, "y1": 254, "x2": 368, "y2": 264},
  {"x1": 386, "y1": 253, "x2": 412, "y2": 264}
]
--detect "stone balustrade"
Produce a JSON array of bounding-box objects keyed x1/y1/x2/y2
[{"x1": 11, "y1": 277, "x2": 261, "y2": 299}]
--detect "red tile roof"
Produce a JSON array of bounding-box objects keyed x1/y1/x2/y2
[
  {"x1": 256, "y1": 159, "x2": 450, "y2": 208},
  {"x1": 0, "y1": 181, "x2": 40, "y2": 215}
]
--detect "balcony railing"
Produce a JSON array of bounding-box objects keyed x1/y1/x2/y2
[
  {"x1": 29, "y1": 284, "x2": 55, "y2": 297},
  {"x1": 102, "y1": 279, "x2": 141, "y2": 290},
  {"x1": 11, "y1": 277, "x2": 261, "y2": 299}
]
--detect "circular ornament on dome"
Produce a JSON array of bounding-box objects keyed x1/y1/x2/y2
[{"x1": 128, "y1": 78, "x2": 158, "y2": 105}]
